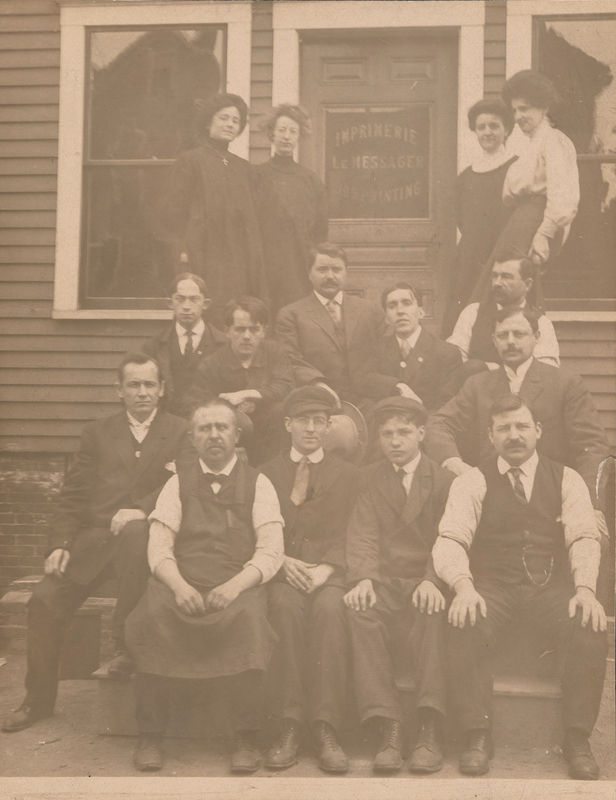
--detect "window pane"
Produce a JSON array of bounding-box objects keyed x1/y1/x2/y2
[
  {"x1": 537, "y1": 18, "x2": 616, "y2": 154},
  {"x1": 543, "y1": 161, "x2": 616, "y2": 300},
  {"x1": 88, "y1": 27, "x2": 224, "y2": 160}
]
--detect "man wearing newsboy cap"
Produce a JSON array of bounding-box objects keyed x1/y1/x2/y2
[{"x1": 260, "y1": 386, "x2": 359, "y2": 773}]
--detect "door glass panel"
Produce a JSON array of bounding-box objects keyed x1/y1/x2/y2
[{"x1": 325, "y1": 107, "x2": 430, "y2": 220}]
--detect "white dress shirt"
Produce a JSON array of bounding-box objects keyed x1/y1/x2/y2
[
  {"x1": 396, "y1": 325, "x2": 422, "y2": 358},
  {"x1": 126, "y1": 408, "x2": 158, "y2": 445},
  {"x1": 175, "y1": 318, "x2": 205, "y2": 355},
  {"x1": 290, "y1": 446, "x2": 324, "y2": 464},
  {"x1": 394, "y1": 450, "x2": 422, "y2": 495},
  {"x1": 432, "y1": 451, "x2": 601, "y2": 593},
  {"x1": 447, "y1": 302, "x2": 560, "y2": 368},
  {"x1": 315, "y1": 290, "x2": 343, "y2": 308},
  {"x1": 147, "y1": 453, "x2": 284, "y2": 583},
  {"x1": 504, "y1": 355, "x2": 534, "y2": 395}
]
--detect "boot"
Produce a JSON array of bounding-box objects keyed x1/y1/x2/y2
[
  {"x1": 265, "y1": 718, "x2": 302, "y2": 769},
  {"x1": 107, "y1": 645, "x2": 134, "y2": 678},
  {"x1": 563, "y1": 728, "x2": 600, "y2": 780},
  {"x1": 231, "y1": 729, "x2": 261, "y2": 773},
  {"x1": 459, "y1": 728, "x2": 494, "y2": 776},
  {"x1": 373, "y1": 717, "x2": 404, "y2": 773},
  {"x1": 2, "y1": 703, "x2": 50, "y2": 733},
  {"x1": 408, "y1": 709, "x2": 443, "y2": 773},
  {"x1": 313, "y1": 720, "x2": 348, "y2": 773},
  {"x1": 133, "y1": 733, "x2": 164, "y2": 771}
]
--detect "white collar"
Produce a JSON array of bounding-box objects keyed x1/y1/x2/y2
[
  {"x1": 126, "y1": 407, "x2": 157, "y2": 429},
  {"x1": 497, "y1": 449, "x2": 538, "y2": 477},
  {"x1": 528, "y1": 116, "x2": 552, "y2": 142},
  {"x1": 199, "y1": 452, "x2": 238, "y2": 477},
  {"x1": 395, "y1": 450, "x2": 422, "y2": 475},
  {"x1": 495, "y1": 298, "x2": 527, "y2": 312},
  {"x1": 315, "y1": 290, "x2": 343, "y2": 306},
  {"x1": 176, "y1": 318, "x2": 205, "y2": 340},
  {"x1": 290, "y1": 446, "x2": 324, "y2": 464},
  {"x1": 504, "y1": 355, "x2": 534, "y2": 380},
  {"x1": 471, "y1": 145, "x2": 512, "y2": 173},
  {"x1": 396, "y1": 325, "x2": 422, "y2": 350}
]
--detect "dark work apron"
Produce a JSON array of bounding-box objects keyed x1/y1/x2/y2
[{"x1": 126, "y1": 460, "x2": 277, "y2": 679}]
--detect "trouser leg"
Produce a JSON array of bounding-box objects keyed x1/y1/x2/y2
[
  {"x1": 521, "y1": 583, "x2": 608, "y2": 736},
  {"x1": 134, "y1": 673, "x2": 170, "y2": 733},
  {"x1": 408, "y1": 606, "x2": 447, "y2": 716},
  {"x1": 225, "y1": 670, "x2": 265, "y2": 732},
  {"x1": 446, "y1": 581, "x2": 516, "y2": 732},
  {"x1": 346, "y1": 602, "x2": 402, "y2": 723},
  {"x1": 111, "y1": 519, "x2": 150, "y2": 647},
  {"x1": 267, "y1": 582, "x2": 307, "y2": 724},
  {"x1": 309, "y1": 585, "x2": 348, "y2": 732},
  {"x1": 24, "y1": 574, "x2": 94, "y2": 715}
]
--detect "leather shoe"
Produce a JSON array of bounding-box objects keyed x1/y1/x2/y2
[
  {"x1": 459, "y1": 729, "x2": 493, "y2": 776},
  {"x1": 133, "y1": 733, "x2": 164, "y2": 771},
  {"x1": 373, "y1": 718, "x2": 404, "y2": 773},
  {"x1": 563, "y1": 728, "x2": 600, "y2": 780},
  {"x1": 2, "y1": 704, "x2": 49, "y2": 733},
  {"x1": 266, "y1": 718, "x2": 302, "y2": 769},
  {"x1": 231, "y1": 729, "x2": 261, "y2": 773},
  {"x1": 408, "y1": 712, "x2": 443, "y2": 773},
  {"x1": 107, "y1": 650, "x2": 134, "y2": 678},
  {"x1": 313, "y1": 720, "x2": 348, "y2": 773}
]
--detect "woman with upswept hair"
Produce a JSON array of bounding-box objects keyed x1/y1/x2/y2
[
  {"x1": 168, "y1": 93, "x2": 266, "y2": 325},
  {"x1": 255, "y1": 104, "x2": 328, "y2": 315}
]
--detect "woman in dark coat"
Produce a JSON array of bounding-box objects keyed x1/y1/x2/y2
[
  {"x1": 255, "y1": 105, "x2": 328, "y2": 316},
  {"x1": 441, "y1": 99, "x2": 517, "y2": 336},
  {"x1": 168, "y1": 93, "x2": 266, "y2": 325}
]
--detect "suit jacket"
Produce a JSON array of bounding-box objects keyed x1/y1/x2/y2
[
  {"x1": 186, "y1": 339, "x2": 294, "y2": 411},
  {"x1": 260, "y1": 450, "x2": 359, "y2": 570},
  {"x1": 275, "y1": 291, "x2": 384, "y2": 400},
  {"x1": 142, "y1": 321, "x2": 226, "y2": 416},
  {"x1": 49, "y1": 410, "x2": 194, "y2": 583},
  {"x1": 423, "y1": 358, "x2": 610, "y2": 507},
  {"x1": 346, "y1": 454, "x2": 455, "y2": 594},
  {"x1": 353, "y1": 327, "x2": 462, "y2": 410}
]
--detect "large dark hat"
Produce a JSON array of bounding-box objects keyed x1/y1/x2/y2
[
  {"x1": 323, "y1": 401, "x2": 368, "y2": 466},
  {"x1": 283, "y1": 386, "x2": 337, "y2": 418},
  {"x1": 374, "y1": 396, "x2": 428, "y2": 425}
]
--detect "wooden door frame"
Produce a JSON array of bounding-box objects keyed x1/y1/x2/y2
[{"x1": 272, "y1": 0, "x2": 485, "y2": 172}]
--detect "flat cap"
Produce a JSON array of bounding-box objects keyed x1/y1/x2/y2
[
  {"x1": 283, "y1": 385, "x2": 337, "y2": 418},
  {"x1": 374, "y1": 396, "x2": 428, "y2": 425}
]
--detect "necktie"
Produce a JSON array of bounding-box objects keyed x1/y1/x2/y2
[
  {"x1": 290, "y1": 456, "x2": 310, "y2": 506},
  {"x1": 184, "y1": 329, "x2": 194, "y2": 356},
  {"x1": 396, "y1": 467, "x2": 409, "y2": 495},
  {"x1": 509, "y1": 467, "x2": 527, "y2": 505},
  {"x1": 400, "y1": 339, "x2": 411, "y2": 358},
  {"x1": 326, "y1": 299, "x2": 341, "y2": 330}
]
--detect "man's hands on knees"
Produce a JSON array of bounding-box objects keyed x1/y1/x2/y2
[
  {"x1": 283, "y1": 556, "x2": 317, "y2": 593},
  {"x1": 306, "y1": 563, "x2": 335, "y2": 595},
  {"x1": 44, "y1": 548, "x2": 70, "y2": 578},
  {"x1": 448, "y1": 578, "x2": 487, "y2": 628},
  {"x1": 205, "y1": 580, "x2": 241, "y2": 612},
  {"x1": 569, "y1": 587, "x2": 607, "y2": 633},
  {"x1": 344, "y1": 579, "x2": 377, "y2": 612},
  {"x1": 412, "y1": 580, "x2": 445, "y2": 615},
  {"x1": 110, "y1": 508, "x2": 147, "y2": 537},
  {"x1": 174, "y1": 581, "x2": 205, "y2": 616}
]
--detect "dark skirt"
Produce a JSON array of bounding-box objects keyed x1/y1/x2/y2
[
  {"x1": 125, "y1": 577, "x2": 277, "y2": 679},
  {"x1": 468, "y1": 195, "x2": 564, "y2": 309}
]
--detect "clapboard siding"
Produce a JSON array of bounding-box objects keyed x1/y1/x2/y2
[
  {"x1": 484, "y1": 1, "x2": 506, "y2": 99},
  {"x1": 249, "y1": 0, "x2": 273, "y2": 165}
]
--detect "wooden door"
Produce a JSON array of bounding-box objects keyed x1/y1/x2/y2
[{"x1": 300, "y1": 31, "x2": 457, "y2": 329}]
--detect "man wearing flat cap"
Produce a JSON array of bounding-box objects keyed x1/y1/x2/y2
[
  {"x1": 260, "y1": 386, "x2": 359, "y2": 773},
  {"x1": 344, "y1": 397, "x2": 455, "y2": 774}
]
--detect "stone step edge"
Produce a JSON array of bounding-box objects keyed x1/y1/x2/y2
[{"x1": 0, "y1": 590, "x2": 115, "y2": 617}]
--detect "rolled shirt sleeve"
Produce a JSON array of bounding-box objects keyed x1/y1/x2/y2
[
  {"x1": 148, "y1": 475, "x2": 182, "y2": 574},
  {"x1": 244, "y1": 473, "x2": 285, "y2": 583},
  {"x1": 561, "y1": 466, "x2": 602, "y2": 593},
  {"x1": 446, "y1": 303, "x2": 478, "y2": 362}
]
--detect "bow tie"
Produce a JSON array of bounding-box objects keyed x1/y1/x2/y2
[{"x1": 203, "y1": 472, "x2": 225, "y2": 485}]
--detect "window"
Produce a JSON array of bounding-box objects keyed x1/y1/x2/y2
[
  {"x1": 53, "y1": 2, "x2": 251, "y2": 319},
  {"x1": 534, "y1": 15, "x2": 616, "y2": 304}
]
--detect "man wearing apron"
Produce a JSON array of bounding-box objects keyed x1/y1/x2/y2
[{"x1": 126, "y1": 398, "x2": 284, "y2": 773}]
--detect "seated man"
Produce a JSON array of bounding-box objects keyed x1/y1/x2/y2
[
  {"x1": 141, "y1": 272, "x2": 225, "y2": 417},
  {"x1": 354, "y1": 282, "x2": 461, "y2": 411},
  {"x1": 125, "y1": 399, "x2": 284, "y2": 773},
  {"x1": 344, "y1": 397, "x2": 454, "y2": 774},
  {"x1": 261, "y1": 386, "x2": 359, "y2": 773},
  {"x1": 275, "y1": 242, "x2": 384, "y2": 409},
  {"x1": 447, "y1": 257, "x2": 560, "y2": 374},
  {"x1": 187, "y1": 296, "x2": 294, "y2": 465},
  {"x1": 2, "y1": 354, "x2": 193, "y2": 733},
  {"x1": 433, "y1": 395, "x2": 607, "y2": 779},
  {"x1": 424, "y1": 307, "x2": 610, "y2": 540}
]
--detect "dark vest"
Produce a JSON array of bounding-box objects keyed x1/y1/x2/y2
[
  {"x1": 468, "y1": 300, "x2": 500, "y2": 363},
  {"x1": 169, "y1": 330, "x2": 201, "y2": 402},
  {"x1": 471, "y1": 455, "x2": 567, "y2": 585},
  {"x1": 175, "y1": 458, "x2": 259, "y2": 590}
]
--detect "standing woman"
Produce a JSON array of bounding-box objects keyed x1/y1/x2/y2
[
  {"x1": 441, "y1": 100, "x2": 517, "y2": 336},
  {"x1": 255, "y1": 105, "x2": 328, "y2": 316},
  {"x1": 469, "y1": 70, "x2": 580, "y2": 307},
  {"x1": 168, "y1": 94, "x2": 266, "y2": 324}
]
